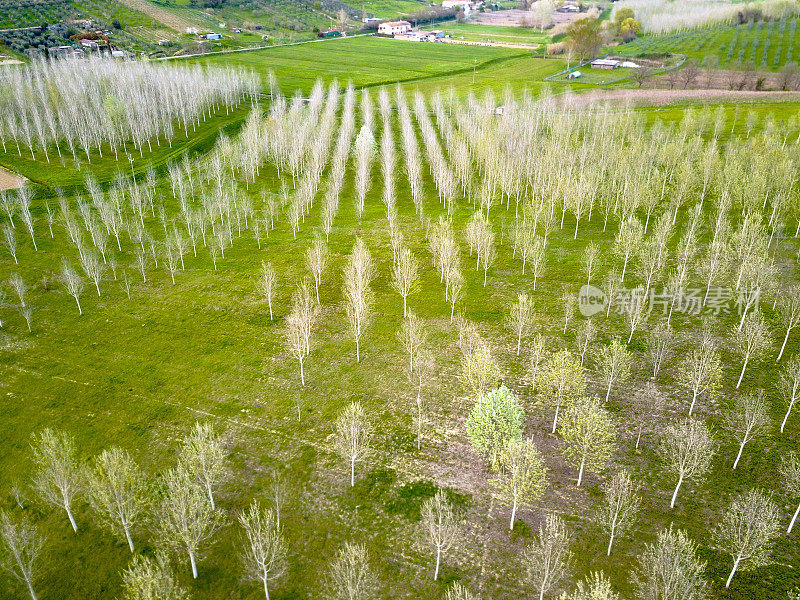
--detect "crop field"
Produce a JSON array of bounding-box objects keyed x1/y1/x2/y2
[
  {"x1": 620, "y1": 17, "x2": 800, "y2": 70},
  {"x1": 433, "y1": 22, "x2": 551, "y2": 46},
  {"x1": 4, "y1": 30, "x2": 800, "y2": 600},
  {"x1": 345, "y1": 0, "x2": 426, "y2": 18},
  {"x1": 190, "y1": 35, "x2": 531, "y2": 95}
]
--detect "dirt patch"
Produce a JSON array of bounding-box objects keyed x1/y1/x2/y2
[
  {"x1": 115, "y1": 0, "x2": 197, "y2": 32},
  {"x1": 560, "y1": 88, "x2": 800, "y2": 109},
  {"x1": 469, "y1": 8, "x2": 582, "y2": 27},
  {"x1": 0, "y1": 166, "x2": 27, "y2": 190}
]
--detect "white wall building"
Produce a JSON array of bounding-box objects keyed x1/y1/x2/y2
[{"x1": 378, "y1": 20, "x2": 412, "y2": 35}]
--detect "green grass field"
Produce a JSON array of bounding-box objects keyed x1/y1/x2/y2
[
  {"x1": 619, "y1": 17, "x2": 800, "y2": 70},
  {"x1": 188, "y1": 35, "x2": 532, "y2": 95},
  {"x1": 346, "y1": 0, "x2": 427, "y2": 18},
  {"x1": 436, "y1": 21, "x2": 551, "y2": 46}
]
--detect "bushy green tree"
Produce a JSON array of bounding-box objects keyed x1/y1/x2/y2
[{"x1": 465, "y1": 386, "x2": 524, "y2": 469}]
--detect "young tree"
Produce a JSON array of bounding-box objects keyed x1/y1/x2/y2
[
  {"x1": 598, "y1": 470, "x2": 640, "y2": 556},
  {"x1": 8, "y1": 273, "x2": 27, "y2": 308},
  {"x1": 343, "y1": 238, "x2": 374, "y2": 362},
  {"x1": 60, "y1": 259, "x2": 85, "y2": 315},
  {"x1": 421, "y1": 490, "x2": 459, "y2": 581},
  {"x1": 777, "y1": 288, "x2": 800, "y2": 361},
  {"x1": 323, "y1": 542, "x2": 379, "y2": 600},
  {"x1": 239, "y1": 500, "x2": 287, "y2": 600},
  {"x1": 258, "y1": 261, "x2": 276, "y2": 320},
  {"x1": 780, "y1": 355, "x2": 800, "y2": 432},
  {"x1": 87, "y1": 447, "x2": 149, "y2": 553},
  {"x1": 461, "y1": 339, "x2": 501, "y2": 397},
  {"x1": 646, "y1": 321, "x2": 675, "y2": 379},
  {"x1": 563, "y1": 571, "x2": 619, "y2": 600},
  {"x1": 582, "y1": 242, "x2": 600, "y2": 288},
  {"x1": 444, "y1": 582, "x2": 477, "y2": 600},
  {"x1": 722, "y1": 391, "x2": 770, "y2": 470},
  {"x1": 157, "y1": 464, "x2": 223, "y2": 579},
  {"x1": 179, "y1": 422, "x2": 228, "y2": 511},
  {"x1": 731, "y1": 311, "x2": 771, "y2": 389},
  {"x1": 0, "y1": 511, "x2": 45, "y2": 600},
  {"x1": 465, "y1": 386, "x2": 524, "y2": 470},
  {"x1": 631, "y1": 380, "x2": 667, "y2": 449},
  {"x1": 490, "y1": 437, "x2": 547, "y2": 530},
  {"x1": 712, "y1": 489, "x2": 781, "y2": 588},
  {"x1": 392, "y1": 246, "x2": 419, "y2": 317},
  {"x1": 677, "y1": 332, "x2": 722, "y2": 416},
  {"x1": 286, "y1": 309, "x2": 308, "y2": 388},
  {"x1": 566, "y1": 16, "x2": 602, "y2": 62},
  {"x1": 631, "y1": 525, "x2": 707, "y2": 600},
  {"x1": 398, "y1": 311, "x2": 426, "y2": 374},
  {"x1": 333, "y1": 401, "x2": 372, "y2": 487},
  {"x1": 560, "y1": 397, "x2": 616, "y2": 486},
  {"x1": 780, "y1": 451, "x2": 800, "y2": 533},
  {"x1": 657, "y1": 418, "x2": 716, "y2": 509},
  {"x1": 507, "y1": 293, "x2": 534, "y2": 356},
  {"x1": 536, "y1": 350, "x2": 586, "y2": 434},
  {"x1": 522, "y1": 513, "x2": 572, "y2": 600},
  {"x1": 596, "y1": 340, "x2": 632, "y2": 404},
  {"x1": 120, "y1": 551, "x2": 187, "y2": 600},
  {"x1": 3, "y1": 225, "x2": 17, "y2": 264},
  {"x1": 30, "y1": 428, "x2": 84, "y2": 532},
  {"x1": 575, "y1": 319, "x2": 597, "y2": 367},
  {"x1": 306, "y1": 236, "x2": 328, "y2": 304}
]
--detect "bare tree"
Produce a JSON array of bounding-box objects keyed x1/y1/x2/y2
[
  {"x1": 306, "y1": 236, "x2": 328, "y2": 304},
  {"x1": 631, "y1": 525, "x2": 707, "y2": 600},
  {"x1": 323, "y1": 541, "x2": 379, "y2": 600},
  {"x1": 79, "y1": 249, "x2": 104, "y2": 296},
  {"x1": 398, "y1": 311, "x2": 426, "y2": 374},
  {"x1": 157, "y1": 464, "x2": 223, "y2": 579},
  {"x1": 343, "y1": 238, "x2": 374, "y2": 362},
  {"x1": 507, "y1": 293, "x2": 534, "y2": 356},
  {"x1": 179, "y1": 422, "x2": 228, "y2": 511},
  {"x1": 490, "y1": 437, "x2": 547, "y2": 530},
  {"x1": 596, "y1": 340, "x2": 632, "y2": 404},
  {"x1": 731, "y1": 311, "x2": 771, "y2": 389},
  {"x1": 239, "y1": 500, "x2": 287, "y2": 600},
  {"x1": 780, "y1": 451, "x2": 800, "y2": 533},
  {"x1": 8, "y1": 273, "x2": 27, "y2": 308},
  {"x1": 598, "y1": 470, "x2": 640, "y2": 556},
  {"x1": 780, "y1": 355, "x2": 800, "y2": 432},
  {"x1": 712, "y1": 489, "x2": 781, "y2": 588},
  {"x1": 631, "y1": 380, "x2": 667, "y2": 449},
  {"x1": 657, "y1": 418, "x2": 716, "y2": 509},
  {"x1": 30, "y1": 428, "x2": 84, "y2": 532},
  {"x1": 333, "y1": 401, "x2": 372, "y2": 487},
  {"x1": 536, "y1": 350, "x2": 586, "y2": 434},
  {"x1": 646, "y1": 321, "x2": 674, "y2": 378},
  {"x1": 392, "y1": 246, "x2": 419, "y2": 317},
  {"x1": 582, "y1": 242, "x2": 600, "y2": 288},
  {"x1": 59, "y1": 259, "x2": 85, "y2": 315},
  {"x1": 563, "y1": 571, "x2": 619, "y2": 600},
  {"x1": 120, "y1": 551, "x2": 187, "y2": 600},
  {"x1": 285, "y1": 282, "x2": 316, "y2": 388},
  {"x1": 722, "y1": 391, "x2": 770, "y2": 470},
  {"x1": 777, "y1": 288, "x2": 800, "y2": 361},
  {"x1": 575, "y1": 319, "x2": 597, "y2": 367},
  {"x1": 258, "y1": 261, "x2": 276, "y2": 320},
  {"x1": 87, "y1": 447, "x2": 149, "y2": 552},
  {"x1": 677, "y1": 331, "x2": 722, "y2": 415},
  {"x1": 421, "y1": 490, "x2": 459, "y2": 581},
  {"x1": 560, "y1": 397, "x2": 616, "y2": 487},
  {"x1": 522, "y1": 513, "x2": 572, "y2": 600},
  {"x1": 3, "y1": 225, "x2": 17, "y2": 264},
  {"x1": 0, "y1": 511, "x2": 45, "y2": 600}
]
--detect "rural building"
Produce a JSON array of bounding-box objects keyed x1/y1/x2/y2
[
  {"x1": 203, "y1": 32, "x2": 222, "y2": 40},
  {"x1": 442, "y1": 0, "x2": 472, "y2": 14},
  {"x1": 558, "y1": 3, "x2": 580, "y2": 12},
  {"x1": 591, "y1": 58, "x2": 620, "y2": 70},
  {"x1": 378, "y1": 20, "x2": 411, "y2": 35}
]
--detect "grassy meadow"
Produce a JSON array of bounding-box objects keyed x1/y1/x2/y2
[{"x1": 3, "y1": 36, "x2": 800, "y2": 600}]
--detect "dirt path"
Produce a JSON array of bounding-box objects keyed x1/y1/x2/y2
[
  {"x1": 563, "y1": 88, "x2": 800, "y2": 108},
  {"x1": 0, "y1": 166, "x2": 26, "y2": 190},
  {"x1": 115, "y1": 0, "x2": 197, "y2": 32}
]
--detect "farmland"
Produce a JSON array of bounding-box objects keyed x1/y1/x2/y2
[
  {"x1": 619, "y1": 17, "x2": 800, "y2": 71},
  {"x1": 3, "y1": 11, "x2": 800, "y2": 600}
]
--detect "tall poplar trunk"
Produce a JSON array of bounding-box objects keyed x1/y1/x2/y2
[
  {"x1": 670, "y1": 475, "x2": 683, "y2": 508},
  {"x1": 726, "y1": 557, "x2": 740, "y2": 588}
]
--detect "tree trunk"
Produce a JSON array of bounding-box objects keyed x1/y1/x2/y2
[
  {"x1": 577, "y1": 456, "x2": 585, "y2": 486},
  {"x1": 732, "y1": 440, "x2": 746, "y2": 469},
  {"x1": 689, "y1": 389, "x2": 698, "y2": 416},
  {"x1": 25, "y1": 578, "x2": 37, "y2": 600},
  {"x1": 124, "y1": 526, "x2": 134, "y2": 553},
  {"x1": 509, "y1": 499, "x2": 517, "y2": 530},
  {"x1": 66, "y1": 505, "x2": 78, "y2": 532},
  {"x1": 607, "y1": 523, "x2": 616, "y2": 556},
  {"x1": 605, "y1": 376, "x2": 613, "y2": 403},
  {"x1": 778, "y1": 327, "x2": 791, "y2": 361},
  {"x1": 551, "y1": 401, "x2": 560, "y2": 434},
  {"x1": 299, "y1": 357, "x2": 305, "y2": 386},
  {"x1": 356, "y1": 337, "x2": 360, "y2": 363},
  {"x1": 788, "y1": 502, "x2": 800, "y2": 533},
  {"x1": 190, "y1": 550, "x2": 198, "y2": 579},
  {"x1": 264, "y1": 576, "x2": 270, "y2": 600},
  {"x1": 782, "y1": 400, "x2": 794, "y2": 433},
  {"x1": 403, "y1": 295, "x2": 407, "y2": 317},
  {"x1": 670, "y1": 475, "x2": 683, "y2": 508},
  {"x1": 726, "y1": 557, "x2": 740, "y2": 588},
  {"x1": 736, "y1": 355, "x2": 749, "y2": 389},
  {"x1": 75, "y1": 296, "x2": 82, "y2": 316},
  {"x1": 350, "y1": 457, "x2": 355, "y2": 487},
  {"x1": 433, "y1": 546, "x2": 441, "y2": 581},
  {"x1": 206, "y1": 481, "x2": 215, "y2": 510}
]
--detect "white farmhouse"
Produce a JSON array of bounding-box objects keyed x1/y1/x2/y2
[
  {"x1": 442, "y1": 0, "x2": 472, "y2": 14},
  {"x1": 378, "y1": 20, "x2": 412, "y2": 35}
]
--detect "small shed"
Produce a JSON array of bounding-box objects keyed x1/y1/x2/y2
[
  {"x1": 568, "y1": 70, "x2": 582, "y2": 79},
  {"x1": 590, "y1": 58, "x2": 620, "y2": 70}
]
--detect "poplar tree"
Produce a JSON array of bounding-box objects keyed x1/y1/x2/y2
[
  {"x1": 490, "y1": 437, "x2": 547, "y2": 530},
  {"x1": 560, "y1": 397, "x2": 616, "y2": 486},
  {"x1": 722, "y1": 391, "x2": 770, "y2": 470},
  {"x1": 323, "y1": 542, "x2": 379, "y2": 600},
  {"x1": 507, "y1": 293, "x2": 534, "y2": 356},
  {"x1": 780, "y1": 355, "x2": 800, "y2": 432},
  {"x1": 598, "y1": 470, "x2": 640, "y2": 556},
  {"x1": 465, "y1": 386, "x2": 524, "y2": 470},
  {"x1": 179, "y1": 422, "x2": 228, "y2": 511},
  {"x1": 421, "y1": 490, "x2": 459, "y2": 581},
  {"x1": 30, "y1": 428, "x2": 84, "y2": 533},
  {"x1": 0, "y1": 511, "x2": 44, "y2": 600},
  {"x1": 120, "y1": 551, "x2": 187, "y2": 600},
  {"x1": 239, "y1": 500, "x2": 287, "y2": 600},
  {"x1": 392, "y1": 246, "x2": 419, "y2": 317},
  {"x1": 631, "y1": 525, "x2": 707, "y2": 600},
  {"x1": 522, "y1": 513, "x2": 572, "y2": 600},
  {"x1": 658, "y1": 418, "x2": 716, "y2": 509},
  {"x1": 731, "y1": 311, "x2": 771, "y2": 389},
  {"x1": 333, "y1": 402, "x2": 372, "y2": 487},
  {"x1": 779, "y1": 451, "x2": 800, "y2": 533},
  {"x1": 596, "y1": 340, "x2": 632, "y2": 404},
  {"x1": 536, "y1": 350, "x2": 586, "y2": 434}
]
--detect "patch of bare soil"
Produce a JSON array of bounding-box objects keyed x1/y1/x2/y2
[
  {"x1": 0, "y1": 166, "x2": 26, "y2": 190},
  {"x1": 471, "y1": 8, "x2": 583, "y2": 27},
  {"x1": 560, "y1": 88, "x2": 800, "y2": 109}
]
